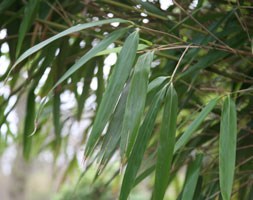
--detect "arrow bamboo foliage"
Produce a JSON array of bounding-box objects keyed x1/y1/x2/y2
[{"x1": 0, "y1": 0, "x2": 253, "y2": 199}]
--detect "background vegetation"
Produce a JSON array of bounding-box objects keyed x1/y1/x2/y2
[{"x1": 0, "y1": 0, "x2": 253, "y2": 199}]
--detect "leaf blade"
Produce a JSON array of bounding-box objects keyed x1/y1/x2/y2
[
  {"x1": 174, "y1": 98, "x2": 218, "y2": 152},
  {"x1": 153, "y1": 84, "x2": 178, "y2": 200},
  {"x1": 53, "y1": 27, "x2": 129, "y2": 90},
  {"x1": 85, "y1": 30, "x2": 139, "y2": 156},
  {"x1": 23, "y1": 87, "x2": 36, "y2": 160},
  {"x1": 219, "y1": 96, "x2": 237, "y2": 200},
  {"x1": 119, "y1": 88, "x2": 166, "y2": 200},
  {"x1": 99, "y1": 83, "x2": 130, "y2": 173},
  {"x1": 181, "y1": 154, "x2": 203, "y2": 200},
  {"x1": 10, "y1": 18, "x2": 130, "y2": 72},
  {"x1": 120, "y1": 51, "x2": 154, "y2": 158},
  {"x1": 16, "y1": 0, "x2": 40, "y2": 57}
]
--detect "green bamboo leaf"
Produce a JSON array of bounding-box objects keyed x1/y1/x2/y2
[
  {"x1": 120, "y1": 51, "x2": 154, "y2": 158},
  {"x1": 32, "y1": 28, "x2": 129, "y2": 131},
  {"x1": 174, "y1": 98, "x2": 218, "y2": 152},
  {"x1": 96, "y1": 62, "x2": 105, "y2": 107},
  {"x1": 153, "y1": 84, "x2": 178, "y2": 200},
  {"x1": 96, "y1": 44, "x2": 148, "y2": 56},
  {"x1": 23, "y1": 87, "x2": 36, "y2": 160},
  {"x1": 9, "y1": 18, "x2": 130, "y2": 76},
  {"x1": 98, "y1": 83, "x2": 130, "y2": 174},
  {"x1": 52, "y1": 27, "x2": 129, "y2": 91},
  {"x1": 134, "y1": 165, "x2": 155, "y2": 187},
  {"x1": 85, "y1": 30, "x2": 139, "y2": 157},
  {"x1": 147, "y1": 76, "x2": 169, "y2": 93},
  {"x1": 181, "y1": 154, "x2": 203, "y2": 200},
  {"x1": 53, "y1": 91, "x2": 61, "y2": 153},
  {"x1": 119, "y1": 88, "x2": 166, "y2": 200},
  {"x1": 192, "y1": 176, "x2": 203, "y2": 200},
  {"x1": 219, "y1": 96, "x2": 237, "y2": 200},
  {"x1": 16, "y1": 0, "x2": 40, "y2": 57}
]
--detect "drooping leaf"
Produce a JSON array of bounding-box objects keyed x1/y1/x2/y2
[
  {"x1": 119, "y1": 88, "x2": 166, "y2": 200},
  {"x1": 53, "y1": 90, "x2": 61, "y2": 154},
  {"x1": 153, "y1": 84, "x2": 178, "y2": 200},
  {"x1": 120, "y1": 51, "x2": 154, "y2": 158},
  {"x1": 9, "y1": 18, "x2": 130, "y2": 75},
  {"x1": 16, "y1": 0, "x2": 40, "y2": 57},
  {"x1": 174, "y1": 98, "x2": 218, "y2": 152},
  {"x1": 98, "y1": 83, "x2": 130, "y2": 174},
  {"x1": 192, "y1": 176, "x2": 203, "y2": 200},
  {"x1": 23, "y1": 87, "x2": 36, "y2": 160},
  {"x1": 33, "y1": 28, "x2": 129, "y2": 129},
  {"x1": 180, "y1": 154, "x2": 203, "y2": 200},
  {"x1": 85, "y1": 30, "x2": 139, "y2": 157},
  {"x1": 219, "y1": 96, "x2": 237, "y2": 200},
  {"x1": 96, "y1": 61, "x2": 105, "y2": 107},
  {"x1": 52, "y1": 27, "x2": 129, "y2": 91}
]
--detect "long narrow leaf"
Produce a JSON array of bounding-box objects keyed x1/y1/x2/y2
[
  {"x1": 174, "y1": 98, "x2": 218, "y2": 152},
  {"x1": 33, "y1": 28, "x2": 129, "y2": 131},
  {"x1": 23, "y1": 87, "x2": 36, "y2": 160},
  {"x1": 53, "y1": 27, "x2": 129, "y2": 90},
  {"x1": 153, "y1": 84, "x2": 178, "y2": 200},
  {"x1": 98, "y1": 83, "x2": 130, "y2": 173},
  {"x1": 9, "y1": 18, "x2": 130, "y2": 74},
  {"x1": 219, "y1": 96, "x2": 237, "y2": 200},
  {"x1": 181, "y1": 154, "x2": 203, "y2": 200},
  {"x1": 120, "y1": 51, "x2": 153, "y2": 158},
  {"x1": 53, "y1": 91, "x2": 61, "y2": 153},
  {"x1": 85, "y1": 30, "x2": 139, "y2": 156},
  {"x1": 96, "y1": 61, "x2": 104, "y2": 107},
  {"x1": 16, "y1": 0, "x2": 39, "y2": 57},
  {"x1": 119, "y1": 88, "x2": 166, "y2": 200}
]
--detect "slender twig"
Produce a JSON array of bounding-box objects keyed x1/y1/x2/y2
[{"x1": 170, "y1": 45, "x2": 191, "y2": 82}]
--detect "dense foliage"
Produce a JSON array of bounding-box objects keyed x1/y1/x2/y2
[{"x1": 1, "y1": 0, "x2": 253, "y2": 199}]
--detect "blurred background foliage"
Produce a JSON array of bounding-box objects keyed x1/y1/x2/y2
[{"x1": 0, "y1": 0, "x2": 253, "y2": 199}]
